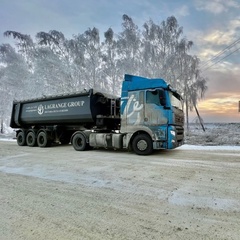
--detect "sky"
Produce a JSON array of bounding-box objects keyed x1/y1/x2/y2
[{"x1": 0, "y1": 0, "x2": 240, "y2": 123}]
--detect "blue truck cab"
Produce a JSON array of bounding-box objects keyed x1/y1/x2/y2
[{"x1": 120, "y1": 74, "x2": 184, "y2": 154}]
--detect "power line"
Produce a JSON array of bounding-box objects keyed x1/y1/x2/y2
[
  {"x1": 202, "y1": 45, "x2": 240, "y2": 71},
  {"x1": 200, "y1": 37, "x2": 240, "y2": 68},
  {"x1": 200, "y1": 36, "x2": 240, "y2": 70}
]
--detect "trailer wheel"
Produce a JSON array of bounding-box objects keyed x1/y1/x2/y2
[
  {"x1": 37, "y1": 132, "x2": 50, "y2": 147},
  {"x1": 132, "y1": 133, "x2": 153, "y2": 155},
  {"x1": 17, "y1": 131, "x2": 26, "y2": 146},
  {"x1": 72, "y1": 133, "x2": 87, "y2": 151},
  {"x1": 26, "y1": 132, "x2": 36, "y2": 147}
]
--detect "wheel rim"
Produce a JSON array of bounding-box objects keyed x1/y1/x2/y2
[
  {"x1": 28, "y1": 136, "x2": 33, "y2": 144},
  {"x1": 137, "y1": 140, "x2": 148, "y2": 151},
  {"x1": 19, "y1": 135, "x2": 23, "y2": 143},
  {"x1": 77, "y1": 138, "x2": 83, "y2": 147},
  {"x1": 132, "y1": 134, "x2": 153, "y2": 155},
  {"x1": 39, "y1": 136, "x2": 44, "y2": 145}
]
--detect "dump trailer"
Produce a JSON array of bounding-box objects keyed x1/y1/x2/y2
[{"x1": 10, "y1": 74, "x2": 184, "y2": 155}]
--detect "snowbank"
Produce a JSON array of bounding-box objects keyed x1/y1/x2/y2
[
  {"x1": 184, "y1": 123, "x2": 240, "y2": 146},
  {"x1": 180, "y1": 144, "x2": 240, "y2": 151}
]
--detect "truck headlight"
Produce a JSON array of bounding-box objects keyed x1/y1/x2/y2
[{"x1": 170, "y1": 130, "x2": 176, "y2": 136}]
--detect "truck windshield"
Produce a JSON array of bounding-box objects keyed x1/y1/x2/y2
[{"x1": 169, "y1": 92, "x2": 183, "y2": 110}]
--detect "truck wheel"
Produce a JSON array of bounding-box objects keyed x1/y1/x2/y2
[
  {"x1": 72, "y1": 133, "x2": 87, "y2": 151},
  {"x1": 37, "y1": 132, "x2": 50, "y2": 147},
  {"x1": 26, "y1": 132, "x2": 36, "y2": 147},
  {"x1": 132, "y1": 134, "x2": 153, "y2": 155},
  {"x1": 17, "y1": 131, "x2": 26, "y2": 146}
]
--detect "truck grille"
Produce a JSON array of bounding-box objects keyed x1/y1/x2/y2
[{"x1": 176, "y1": 126, "x2": 184, "y2": 142}]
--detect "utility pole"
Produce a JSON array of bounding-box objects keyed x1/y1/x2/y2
[
  {"x1": 193, "y1": 104, "x2": 205, "y2": 132},
  {"x1": 0, "y1": 118, "x2": 3, "y2": 134}
]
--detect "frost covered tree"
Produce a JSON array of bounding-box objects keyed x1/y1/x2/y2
[
  {"x1": 35, "y1": 31, "x2": 75, "y2": 94},
  {"x1": 141, "y1": 16, "x2": 207, "y2": 125},
  {"x1": 4, "y1": 31, "x2": 36, "y2": 72},
  {"x1": 2, "y1": 14, "x2": 208, "y2": 127},
  {"x1": 117, "y1": 14, "x2": 142, "y2": 76},
  {"x1": 74, "y1": 27, "x2": 103, "y2": 89},
  {"x1": 0, "y1": 44, "x2": 30, "y2": 132},
  {"x1": 141, "y1": 16, "x2": 183, "y2": 80},
  {"x1": 101, "y1": 28, "x2": 122, "y2": 95}
]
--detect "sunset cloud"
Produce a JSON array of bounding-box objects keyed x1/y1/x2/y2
[
  {"x1": 199, "y1": 96, "x2": 239, "y2": 111},
  {"x1": 193, "y1": 92, "x2": 240, "y2": 122}
]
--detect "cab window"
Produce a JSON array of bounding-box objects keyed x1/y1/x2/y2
[
  {"x1": 146, "y1": 89, "x2": 166, "y2": 106},
  {"x1": 146, "y1": 90, "x2": 160, "y2": 105}
]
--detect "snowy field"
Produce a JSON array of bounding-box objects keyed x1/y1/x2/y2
[{"x1": 184, "y1": 122, "x2": 240, "y2": 146}]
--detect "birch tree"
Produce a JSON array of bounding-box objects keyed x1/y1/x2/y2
[
  {"x1": 36, "y1": 30, "x2": 77, "y2": 94},
  {"x1": 75, "y1": 27, "x2": 102, "y2": 89},
  {"x1": 117, "y1": 14, "x2": 141, "y2": 76},
  {"x1": 101, "y1": 28, "x2": 122, "y2": 95},
  {"x1": 0, "y1": 44, "x2": 30, "y2": 132}
]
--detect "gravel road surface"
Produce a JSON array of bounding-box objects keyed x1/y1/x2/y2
[{"x1": 0, "y1": 141, "x2": 240, "y2": 240}]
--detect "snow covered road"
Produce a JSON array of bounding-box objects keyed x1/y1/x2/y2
[{"x1": 0, "y1": 140, "x2": 240, "y2": 240}]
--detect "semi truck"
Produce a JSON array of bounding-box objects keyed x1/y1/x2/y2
[{"x1": 10, "y1": 74, "x2": 184, "y2": 155}]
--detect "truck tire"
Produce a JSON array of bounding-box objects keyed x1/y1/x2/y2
[
  {"x1": 37, "y1": 132, "x2": 50, "y2": 147},
  {"x1": 26, "y1": 132, "x2": 36, "y2": 147},
  {"x1": 72, "y1": 133, "x2": 87, "y2": 151},
  {"x1": 132, "y1": 133, "x2": 153, "y2": 155},
  {"x1": 17, "y1": 131, "x2": 26, "y2": 146}
]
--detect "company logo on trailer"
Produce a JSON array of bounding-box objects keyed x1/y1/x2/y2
[
  {"x1": 37, "y1": 104, "x2": 44, "y2": 115},
  {"x1": 36, "y1": 101, "x2": 84, "y2": 115}
]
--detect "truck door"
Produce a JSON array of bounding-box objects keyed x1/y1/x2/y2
[{"x1": 145, "y1": 89, "x2": 168, "y2": 126}]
